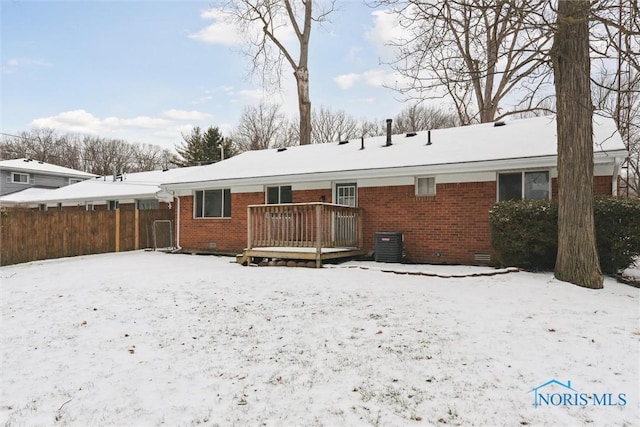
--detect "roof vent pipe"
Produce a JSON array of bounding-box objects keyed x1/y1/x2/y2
[
  {"x1": 385, "y1": 119, "x2": 392, "y2": 146},
  {"x1": 427, "y1": 130, "x2": 432, "y2": 146}
]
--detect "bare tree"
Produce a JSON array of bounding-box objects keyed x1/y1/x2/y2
[
  {"x1": 232, "y1": 103, "x2": 297, "y2": 151},
  {"x1": 392, "y1": 104, "x2": 459, "y2": 133},
  {"x1": 590, "y1": 0, "x2": 640, "y2": 197},
  {"x1": 131, "y1": 143, "x2": 178, "y2": 172},
  {"x1": 222, "y1": 0, "x2": 336, "y2": 145},
  {"x1": 551, "y1": 0, "x2": 603, "y2": 288},
  {"x1": 358, "y1": 118, "x2": 383, "y2": 138},
  {"x1": 82, "y1": 136, "x2": 135, "y2": 175},
  {"x1": 593, "y1": 72, "x2": 640, "y2": 197},
  {"x1": 311, "y1": 107, "x2": 359, "y2": 143},
  {"x1": 372, "y1": 0, "x2": 554, "y2": 124}
]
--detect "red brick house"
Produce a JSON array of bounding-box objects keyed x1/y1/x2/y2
[{"x1": 161, "y1": 115, "x2": 627, "y2": 265}]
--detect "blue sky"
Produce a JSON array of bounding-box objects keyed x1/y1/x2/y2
[{"x1": 1, "y1": 0, "x2": 408, "y2": 151}]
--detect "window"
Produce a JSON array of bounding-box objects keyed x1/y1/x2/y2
[
  {"x1": 12, "y1": 172, "x2": 29, "y2": 184},
  {"x1": 136, "y1": 199, "x2": 159, "y2": 210},
  {"x1": 336, "y1": 183, "x2": 357, "y2": 207},
  {"x1": 194, "y1": 189, "x2": 231, "y2": 218},
  {"x1": 266, "y1": 185, "x2": 292, "y2": 204},
  {"x1": 107, "y1": 200, "x2": 119, "y2": 210},
  {"x1": 498, "y1": 171, "x2": 550, "y2": 201},
  {"x1": 38, "y1": 204, "x2": 48, "y2": 212},
  {"x1": 416, "y1": 177, "x2": 436, "y2": 196},
  {"x1": 69, "y1": 178, "x2": 83, "y2": 185},
  {"x1": 86, "y1": 203, "x2": 95, "y2": 211}
]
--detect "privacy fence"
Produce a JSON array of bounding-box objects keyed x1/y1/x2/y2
[{"x1": 0, "y1": 208, "x2": 174, "y2": 266}]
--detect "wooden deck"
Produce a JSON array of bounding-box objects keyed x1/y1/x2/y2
[{"x1": 238, "y1": 202, "x2": 364, "y2": 267}]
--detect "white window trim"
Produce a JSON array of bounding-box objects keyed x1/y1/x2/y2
[
  {"x1": 107, "y1": 200, "x2": 119, "y2": 210},
  {"x1": 12, "y1": 172, "x2": 29, "y2": 184},
  {"x1": 497, "y1": 169, "x2": 551, "y2": 201},
  {"x1": 334, "y1": 182, "x2": 358, "y2": 207},
  {"x1": 415, "y1": 176, "x2": 436, "y2": 196},
  {"x1": 265, "y1": 185, "x2": 292, "y2": 204},
  {"x1": 193, "y1": 189, "x2": 231, "y2": 219}
]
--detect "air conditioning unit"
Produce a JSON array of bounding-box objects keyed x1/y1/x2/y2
[{"x1": 375, "y1": 232, "x2": 403, "y2": 263}]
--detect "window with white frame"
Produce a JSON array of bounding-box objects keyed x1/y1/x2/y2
[
  {"x1": 416, "y1": 177, "x2": 436, "y2": 196},
  {"x1": 498, "y1": 171, "x2": 550, "y2": 201},
  {"x1": 86, "y1": 203, "x2": 95, "y2": 211},
  {"x1": 38, "y1": 204, "x2": 48, "y2": 212},
  {"x1": 11, "y1": 172, "x2": 29, "y2": 184},
  {"x1": 266, "y1": 185, "x2": 292, "y2": 204},
  {"x1": 107, "y1": 200, "x2": 119, "y2": 210},
  {"x1": 194, "y1": 189, "x2": 231, "y2": 218}
]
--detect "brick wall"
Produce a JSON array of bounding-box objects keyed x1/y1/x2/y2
[
  {"x1": 179, "y1": 188, "x2": 333, "y2": 253},
  {"x1": 178, "y1": 176, "x2": 615, "y2": 263},
  {"x1": 359, "y1": 182, "x2": 496, "y2": 264},
  {"x1": 551, "y1": 175, "x2": 613, "y2": 198}
]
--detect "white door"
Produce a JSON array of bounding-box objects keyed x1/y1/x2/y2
[
  {"x1": 335, "y1": 183, "x2": 357, "y2": 207},
  {"x1": 334, "y1": 183, "x2": 357, "y2": 246}
]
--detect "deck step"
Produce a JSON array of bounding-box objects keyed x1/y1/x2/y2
[{"x1": 236, "y1": 252, "x2": 250, "y2": 265}]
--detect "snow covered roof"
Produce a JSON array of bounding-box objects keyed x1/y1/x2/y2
[
  {"x1": 0, "y1": 187, "x2": 57, "y2": 206},
  {"x1": 0, "y1": 166, "x2": 206, "y2": 205},
  {"x1": 0, "y1": 158, "x2": 96, "y2": 178},
  {"x1": 163, "y1": 115, "x2": 627, "y2": 189}
]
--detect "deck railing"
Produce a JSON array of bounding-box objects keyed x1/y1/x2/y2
[{"x1": 247, "y1": 202, "x2": 363, "y2": 251}]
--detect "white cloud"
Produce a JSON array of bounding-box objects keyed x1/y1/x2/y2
[
  {"x1": 32, "y1": 110, "x2": 104, "y2": 133},
  {"x1": 362, "y1": 70, "x2": 389, "y2": 88},
  {"x1": 3, "y1": 57, "x2": 51, "y2": 74},
  {"x1": 189, "y1": 7, "x2": 294, "y2": 46},
  {"x1": 333, "y1": 73, "x2": 361, "y2": 90},
  {"x1": 29, "y1": 109, "x2": 220, "y2": 151},
  {"x1": 238, "y1": 89, "x2": 268, "y2": 103},
  {"x1": 31, "y1": 110, "x2": 175, "y2": 134},
  {"x1": 332, "y1": 69, "x2": 400, "y2": 90},
  {"x1": 189, "y1": 9, "x2": 242, "y2": 46},
  {"x1": 365, "y1": 10, "x2": 407, "y2": 59},
  {"x1": 161, "y1": 109, "x2": 214, "y2": 121},
  {"x1": 345, "y1": 46, "x2": 364, "y2": 64}
]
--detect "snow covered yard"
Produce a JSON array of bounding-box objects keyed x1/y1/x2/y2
[{"x1": 1, "y1": 252, "x2": 638, "y2": 426}]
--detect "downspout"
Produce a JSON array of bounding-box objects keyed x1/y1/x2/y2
[
  {"x1": 171, "y1": 193, "x2": 182, "y2": 253},
  {"x1": 612, "y1": 159, "x2": 621, "y2": 196}
]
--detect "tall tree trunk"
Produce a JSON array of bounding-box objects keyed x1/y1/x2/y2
[
  {"x1": 551, "y1": 0, "x2": 603, "y2": 289},
  {"x1": 295, "y1": 66, "x2": 312, "y2": 145}
]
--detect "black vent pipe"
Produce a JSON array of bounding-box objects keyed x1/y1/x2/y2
[{"x1": 385, "y1": 119, "x2": 392, "y2": 146}]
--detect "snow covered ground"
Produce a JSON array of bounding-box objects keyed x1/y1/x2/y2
[{"x1": 1, "y1": 251, "x2": 638, "y2": 426}]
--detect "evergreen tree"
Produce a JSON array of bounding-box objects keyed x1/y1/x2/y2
[{"x1": 175, "y1": 126, "x2": 235, "y2": 167}]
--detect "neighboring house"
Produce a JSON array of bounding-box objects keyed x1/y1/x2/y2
[
  {"x1": 160, "y1": 115, "x2": 627, "y2": 265},
  {"x1": 0, "y1": 166, "x2": 205, "y2": 211},
  {"x1": 0, "y1": 158, "x2": 96, "y2": 197}
]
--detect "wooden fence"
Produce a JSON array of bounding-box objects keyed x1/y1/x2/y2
[{"x1": 0, "y1": 208, "x2": 174, "y2": 266}]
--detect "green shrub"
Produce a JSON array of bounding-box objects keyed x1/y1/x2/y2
[
  {"x1": 490, "y1": 200, "x2": 557, "y2": 270},
  {"x1": 490, "y1": 197, "x2": 640, "y2": 274},
  {"x1": 593, "y1": 196, "x2": 640, "y2": 274}
]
